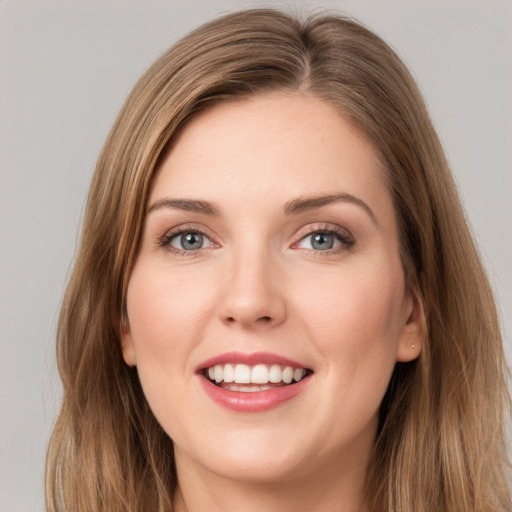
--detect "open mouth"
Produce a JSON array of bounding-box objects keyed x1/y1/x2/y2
[{"x1": 202, "y1": 363, "x2": 313, "y2": 392}]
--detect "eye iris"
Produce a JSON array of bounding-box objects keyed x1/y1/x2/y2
[
  {"x1": 312, "y1": 233, "x2": 334, "y2": 250},
  {"x1": 181, "y1": 232, "x2": 203, "y2": 250}
]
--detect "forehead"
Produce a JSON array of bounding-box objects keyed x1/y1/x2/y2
[{"x1": 150, "y1": 92, "x2": 390, "y2": 218}]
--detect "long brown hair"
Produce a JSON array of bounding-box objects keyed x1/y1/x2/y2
[{"x1": 46, "y1": 9, "x2": 511, "y2": 511}]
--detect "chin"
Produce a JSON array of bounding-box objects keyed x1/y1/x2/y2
[
  {"x1": 175, "y1": 427, "x2": 313, "y2": 485},
  {"x1": 209, "y1": 452, "x2": 308, "y2": 485}
]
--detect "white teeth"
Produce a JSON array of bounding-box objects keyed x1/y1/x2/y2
[
  {"x1": 234, "y1": 364, "x2": 251, "y2": 383},
  {"x1": 225, "y1": 384, "x2": 275, "y2": 392},
  {"x1": 269, "y1": 364, "x2": 282, "y2": 383},
  {"x1": 205, "y1": 363, "x2": 309, "y2": 386},
  {"x1": 251, "y1": 364, "x2": 269, "y2": 384},
  {"x1": 294, "y1": 368, "x2": 306, "y2": 382},
  {"x1": 223, "y1": 363, "x2": 234, "y2": 383},
  {"x1": 214, "y1": 365, "x2": 223, "y2": 383},
  {"x1": 282, "y1": 366, "x2": 293, "y2": 384}
]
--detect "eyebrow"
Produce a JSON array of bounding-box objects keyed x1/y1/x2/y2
[
  {"x1": 147, "y1": 193, "x2": 377, "y2": 225},
  {"x1": 147, "y1": 198, "x2": 220, "y2": 216},
  {"x1": 283, "y1": 193, "x2": 378, "y2": 225}
]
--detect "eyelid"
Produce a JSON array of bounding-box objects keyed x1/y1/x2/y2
[
  {"x1": 159, "y1": 223, "x2": 219, "y2": 254},
  {"x1": 157, "y1": 222, "x2": 354, "y2": 255},
  {"x1": 291, "y1": 223, "x2": 354, "y2": 252}
]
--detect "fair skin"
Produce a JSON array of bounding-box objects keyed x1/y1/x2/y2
[{"x1": 121, "y1": 92, "x2": 423, "y2": 512}]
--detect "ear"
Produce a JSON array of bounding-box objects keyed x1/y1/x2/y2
[
  {"x1": 395, "y1": 288, "x2": 425, "y2": 363},
  {"x1": 117, "y1": 313, "x2": 137, "y2": 367}
]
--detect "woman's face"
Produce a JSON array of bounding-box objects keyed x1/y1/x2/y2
[{"x1": 121, "y1": 93, "x2": 423, "y2": 485}]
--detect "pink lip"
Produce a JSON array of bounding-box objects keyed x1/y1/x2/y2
[
  {"x1": 196, "y1": 351, "x2": 309, "y2": 372},
  {"x1": 196, "y1": 351, "x2": 312, "y2": 413},
  {"x1": 198, "y1": 374, "x2": 311, "y2": 413}
]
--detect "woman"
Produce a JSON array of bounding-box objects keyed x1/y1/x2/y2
[{"x1": 45, "y1": 8, "x2": 511, "y2": 512}]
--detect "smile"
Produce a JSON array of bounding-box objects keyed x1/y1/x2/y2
[
  {"x1": 197, "y1": 352, "x2": 313, "y2": 412},
  {"x1": 204, "y1": 363, "x2": 310, "y2": 391}
]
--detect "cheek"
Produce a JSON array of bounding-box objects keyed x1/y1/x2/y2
[
  {"x1": 283, "y1": 259, "x2": 406, "y2": 447},
  {"x1": 296, "y1": 259, "x2": 405, "y2": 373},
  {"x1": 124, "y1": 264, "x2": 216, "y2": 400},
  {"x1": 127, "y1": 264, "x2": 214, "y2": 350},
  {"x1": 124, "y1": 264, "x2": 216, "y2": 435}
]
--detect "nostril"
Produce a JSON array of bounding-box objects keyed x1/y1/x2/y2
[{"x1": 258, "y1": 316, "x2": 272, "y2": 322}]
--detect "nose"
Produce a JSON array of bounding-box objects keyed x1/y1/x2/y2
[{"x1": 217, "y1": 248, "x2": 287, "y2": 329}]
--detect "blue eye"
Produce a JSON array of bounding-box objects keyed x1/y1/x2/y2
[
  {"x1": 312, "y1": 233, "x2": 336, "y2": 250},
  {"x1": 167, "y1": 231, "x2": 212, "y2": 251},
  {"x1": 296, "y1": 230, "x2": 352, "y2": 251}
]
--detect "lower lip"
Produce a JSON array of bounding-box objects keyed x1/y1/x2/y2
[{"x1": 198, "y1": 376, "x2": 310, "y2": 413}]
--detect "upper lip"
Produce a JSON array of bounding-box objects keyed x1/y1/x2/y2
[{"x1": 196, "y1": 351, "x2": 311, "y2": 372}]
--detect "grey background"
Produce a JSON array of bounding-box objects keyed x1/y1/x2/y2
[{"x1": 1, "y1": 1, "x2": 510, "y2": 510}]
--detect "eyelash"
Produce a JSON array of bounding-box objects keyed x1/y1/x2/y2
[
  {"x1": 160, "y1": 224, "x2": 354, "y2": 256},
  {"x1": 292, "y1": 224, "x2": 354, "y2": 254},
  {"x1": 160, "y1": 224, "x2": 216, "y2": 256}
]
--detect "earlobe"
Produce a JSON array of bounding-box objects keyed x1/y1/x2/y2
[
  {"x1": 396, "y1": 289, "x2": 425, "y2": 363},
  {"x1": 119, "y1": 314, "x2": 137, "y2": 367}
]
